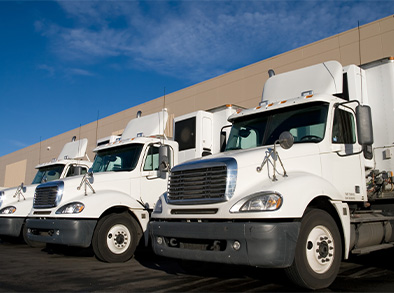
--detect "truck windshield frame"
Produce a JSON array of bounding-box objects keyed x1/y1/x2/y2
[
  {"x1": 92, "y1": 143, "x2": 143, "y2": 173},
  {"x1": 32, "y1": 164, "x2": 65, "y2": 184},
  {"x1": 226, "y1": 102, "x2": 329, "y2": 151}
]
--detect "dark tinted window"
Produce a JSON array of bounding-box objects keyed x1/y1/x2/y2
[
  {"x1": 92, "y1": 144, "x2": 143, "y2": 173},
  {"x1": 32, "y1": 164, "x2": 65, "y2": 184},
  {"x1": 226, "y1": 102, "x2": 329, "y2": 151},
  {"x1": 175, "y1": 117, "x2": 196, "y2": 151}
]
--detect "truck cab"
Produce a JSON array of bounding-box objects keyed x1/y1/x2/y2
[
  {"x1": 0, "y1": 138, "x2": 92, "y2": 245},
  {"x1": 26, "y1": 106, "x2": 235, "y2": 262},
  {"x1": 150, "y1": 58, "x2": 394, "y2": 290}
]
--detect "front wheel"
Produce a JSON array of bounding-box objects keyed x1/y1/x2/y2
[
  {"x1": 285, "y1": 209, "x2": 342, "y2": 290},
  {"x1": 92, "y1": 212, "x2": 140, "y2": 263}
]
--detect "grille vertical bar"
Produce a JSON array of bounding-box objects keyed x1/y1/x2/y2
[
  {"x1": 169, "y1": 166, "x2": 227, "y2": 202},
  {"x1": 167, "y1": 158, "x2": 237, "y2": 205},
  {"x1": 34, "y1": 181, "x2": 64, "y2": 208}
]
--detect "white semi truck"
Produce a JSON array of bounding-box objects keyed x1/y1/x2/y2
[
  {"x1": 150, "y1": 57, "x2": 394, "y2": 289},
  {"x1": 0, "y1": 138, "x2": 92, "y2": 245},
  {"x1": 26, "y1": 106, "x2": 235, "y2": 262}
]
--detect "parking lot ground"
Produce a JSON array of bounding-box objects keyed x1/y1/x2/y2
[{"x1": 1, "y1": 238, "x2": 394, "y2": 292}]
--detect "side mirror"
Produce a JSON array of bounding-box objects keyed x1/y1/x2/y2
[
  {"x1": 356, "y1": 105, "x2": 374, "y2": 146},
  {"x1": 87, "y1": 168, "x2": 94, "y2": 183},
  {"x1": 278, "y1": 131, "x2": 294, "y2": 150},
  {"x1": 159, "y1": 145, "x2": 170, "y2": 173},
  {"x1": 21, "y1": 183, "x2": 26, "y2": 193}
]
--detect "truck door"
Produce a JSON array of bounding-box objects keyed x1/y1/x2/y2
[
  {"x1": 322, "y1": 106, "x2": 366, "y2": 201},
  {"x1": 140, "y1": 144, "x2": 170, "y2": 208}
]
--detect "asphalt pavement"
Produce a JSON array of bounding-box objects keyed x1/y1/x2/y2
[{"x1": 1, "y1": 238, "x2": 394, "y2": 292}]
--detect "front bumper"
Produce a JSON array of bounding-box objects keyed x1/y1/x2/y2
[
  {"x1": 26, "y1": 218, "x2": 97, "y2": 247},
  {"x1": 150, "y1": 220, "x2": 300, "y2": 268},
  {"x1": 0, "y1": 217, "x2": 25, "y2": 237}
]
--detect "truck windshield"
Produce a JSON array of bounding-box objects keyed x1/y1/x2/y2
[
  {"x1": 226, "y1": 102, "x2": 329, "y2": 151},
  {"x1": 92, "y1": 143, "x2": 143, "y2": 173},
  {"x1": 32, "y1": 164, "x2": 65, "y2": 184}
]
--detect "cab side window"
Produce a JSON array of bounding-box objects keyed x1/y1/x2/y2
[
  {"x1": 66, "y1": 165, "x2": 88, "y2": 177},
  {"x1": 143, "y1": 146, "x2": 160, "y2": 171},
  {"x1": 332, "y1": 108, "x2": 356, "y2": 144}
]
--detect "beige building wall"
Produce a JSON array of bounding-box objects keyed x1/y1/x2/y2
[
  {"x1": 4, "y1": 159, "x2": 27, "y2": 188},
  {"x1": 1, "y1": 15, "x2": 393, "y2": 187}
]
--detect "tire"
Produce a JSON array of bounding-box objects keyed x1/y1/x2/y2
[
  {"x1": 285, "y1": 209, "x2": 342, "y2": 290},
  {"x1": 92, "y1": 212, "x2": 140, "y2": 263},
  {"x1": 22, "y1": 224, "x2": 45, "y2": 248}
]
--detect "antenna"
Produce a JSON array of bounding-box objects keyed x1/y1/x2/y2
[
  {"x1": 39, "y1": 136, "x2": 42, "y2": 164},
  {"x1": 162, "y1": 87, "x2": 166, "y2": 144},
  {"x1": 78, "y1": 124, "x2": 82, "y2": 160},
  {"x1": 163, "y1": 87, "x2": 166, "y2": 110},
  {"x1": 77, "y1": 124, "x2": 82, "y2": 159},
  {"x1": 358, "y1": 21, "x2": 362, "y2": 66},
  {"x1": 95, "y1": 110, "x2": 99, "y2": 146},
  {"x1": 358, "y1": 21, "x2": 364, "y2": 104}
]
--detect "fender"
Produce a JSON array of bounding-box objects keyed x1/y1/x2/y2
[
  {"x1": 1, "y1": 197, "x2": 34, "y2": 217},
  {"x1": 55, "y1": 190, "x2": 151, "y2": 238},
  {"x1": 268, "y1": 172, "x2": 351, "y2": 259},
  {"x1": 57, "y1": 189, "x2": 147, "y2": 219},
  {"x1": 265, "y1": 171, "x2": 344, "y2": 218}
]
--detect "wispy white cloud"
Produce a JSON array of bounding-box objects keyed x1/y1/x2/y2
[
  {"x1": 66, "y1": 67, "x2": 96, "y2": 77},
  {"x1": 35, "y1": 0, "x2": 394, "y2": 82},
  {"x1": 5, "y1": 139, "x2": 28, "y2": 149},
  {"x1": 37, "y1": 64, "x2": 55, "y2": 76}
]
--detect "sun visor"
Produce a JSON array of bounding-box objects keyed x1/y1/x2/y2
[
  {"x1": 262, "y1": 61, "x2": 343, "y2": 102},
  {"x1": 121, "y1": 110, "x2": 168, "y2": 140},
  {"x1": 57, "y1": 138, "x2": 88, "y2": 160}
]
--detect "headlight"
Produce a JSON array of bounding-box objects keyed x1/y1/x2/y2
[
  {"x1": 153, "y1": 198, "x2": 162, "y2": 214},
  {"x1": 56, "y1": 202, "x2": 85, "y2": 214},
  {"x1": 230, "y1": 192, "x2": 283, "y2": 213},
  {"x1": 0, "y1": 206, "x2": 16, "y2": 214}
]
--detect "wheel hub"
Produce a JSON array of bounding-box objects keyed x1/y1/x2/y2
[
  {"x1": 115, "y1": 233, "x2": 125, "y2": 245},
  {"x1": 306, "y1": 225, "x2": 334, "y2": 273},
  {"x1": 106, "y1": 224, "x2": 130, "y2": 254},
  {"x1": 318, "y1": 238, "x2": 329, "y2": 257}
]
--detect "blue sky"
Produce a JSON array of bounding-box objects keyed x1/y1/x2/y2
[{"x1": 0, "y1": 0, "x2": 393, "y2": 157}]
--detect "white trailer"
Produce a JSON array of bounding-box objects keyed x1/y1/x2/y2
[
  {"x1": 0, "y1": 138, "x2": 92, "y2": 245},
  {"x1": 150, "y1": 57, "x2": 394, "y2": 289},
  {"x1": 26, "y1": 106, "x2": 235, "y2": 262}
]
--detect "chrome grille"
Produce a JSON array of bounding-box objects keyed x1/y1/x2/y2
[
  {"x1": 167, "y1": 157, "x2": 237, "y2": 205},
  {"x1": 34, "y1": 181, "x2": 64, "y2": 208}
]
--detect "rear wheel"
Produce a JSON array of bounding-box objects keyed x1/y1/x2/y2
[
  {"x1": 92, "y1": 212, "x2": 140, "y2": 263},
  {"x1": 285, "y1": 209, "x2": 342, "y2": 290}
]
